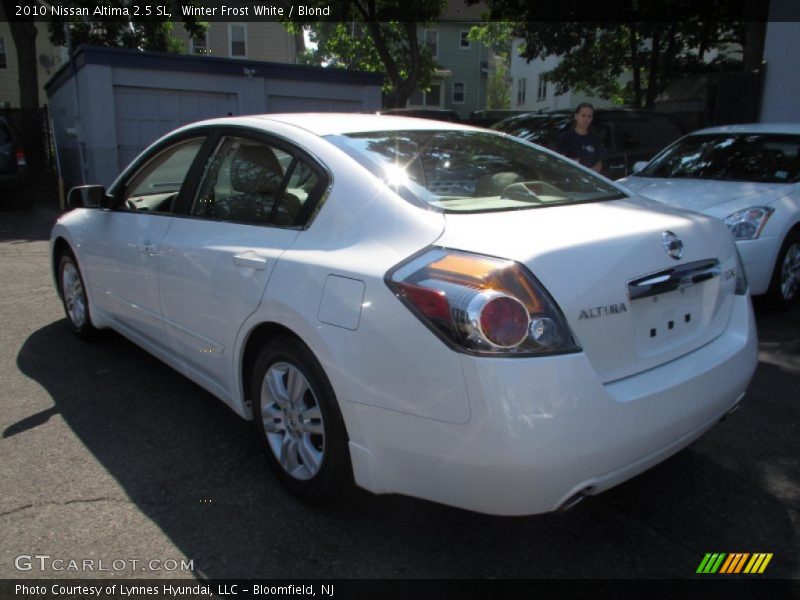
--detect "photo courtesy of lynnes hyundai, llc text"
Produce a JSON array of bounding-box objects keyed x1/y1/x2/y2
[{"x1": 52, "y1": 113, "x2": 758, "y2": 515}]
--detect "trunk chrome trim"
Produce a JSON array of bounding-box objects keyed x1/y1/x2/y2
[{"x1": 627, "y1": 259, "x2": 721, "y2": 301}]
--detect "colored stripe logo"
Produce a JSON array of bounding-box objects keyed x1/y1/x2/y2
[{"x1": 696, "y1": 553, "x2": 773, "y2": 574}]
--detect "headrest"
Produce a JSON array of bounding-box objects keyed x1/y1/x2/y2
[{"x1": 230, "y1": 145, "x2": 284, "y2": 194}]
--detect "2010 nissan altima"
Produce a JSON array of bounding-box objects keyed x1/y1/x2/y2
[{"x1": 50, "y1": 114, "x2": 758, "y2": 516}]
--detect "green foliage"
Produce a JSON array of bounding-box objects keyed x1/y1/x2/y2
[
  {"x1": 468, "y1": 22, "x2": 515, "y2": 58},
  {"x1": 281, "y1": 0, "x2": 447, "y2": 107},
  {"x1": 486, "y1": 58, "x2": 511, "y2": 109},
  {"x1": 480, "y1": 0, "x2": 757, "y2": 107},
  {"x1": 47, "y1": 0, "x2": 206, "y2": 52}
]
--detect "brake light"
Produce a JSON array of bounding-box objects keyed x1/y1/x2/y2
[
  {"x1": 15, "y1": 148, "x2": 26, "y2": 167},
  {"x1": 387, "y1": 248, "x2": 579, "y2": 356},
  {"x1": 475, "y1": 292, "x2": 530, "y2": 348}
]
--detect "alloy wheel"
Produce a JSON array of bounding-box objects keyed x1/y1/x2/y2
[
  {"x1": 61, "y1": 260, "x2": 87, "y2": 328},
  {"x1": 780, "y1": 242, "x2": 800, "y2": 301},
  {"x1": 260, "y1": 362, "x2": 325, "y2": 480}
]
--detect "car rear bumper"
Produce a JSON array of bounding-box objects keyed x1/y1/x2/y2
[{"x1": 343, "y1": 294, "x2": 757, "y2": 515}]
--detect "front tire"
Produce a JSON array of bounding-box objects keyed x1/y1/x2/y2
[
  {"x1": 252, "y1": 336, "x2": 353, "y2": 502},
  {"x1": 764, "y1": 230, "x2": 800, "y2": 310},
  {"x1": 58, "y1": 252, "x2": 97, "y2": 338}
]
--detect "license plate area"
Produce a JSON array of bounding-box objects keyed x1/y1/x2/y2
[
  {"x1": 628, "y1": 259, "x2": 721, "y2": 358},
  {"x1": 632, "y1": 284, "x2": 706, "y2": 357}
]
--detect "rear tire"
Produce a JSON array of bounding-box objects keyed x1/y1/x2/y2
[
  {"x1": 57, "y1": 252, "x2": 98, "y2": 338},
  {"x1": 252, "y1": 336, "x2": 353, "y2": 502},
  {"x1": 763, "y1": 230, "x2": 800, "y2": 310}
]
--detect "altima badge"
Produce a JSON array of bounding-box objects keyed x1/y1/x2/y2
[
  {"x1": 662, "y1": 231, "x2": 684, "y2": 260},
  {"x1": 578, "y1": 303, "x2": 628, "y2": 320}
]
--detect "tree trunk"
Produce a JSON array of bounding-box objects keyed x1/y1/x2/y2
[
  {"x1": 3, "y1": 5, "x2": 39, "y2": 109},
  {"x1": 645, "y1": 27, "x2": 661, "y2": 109},
  {"x1": 627, "y1": 24, "x2": 643, "y2": 108},
  {"x1": 743, "y1": 21, "x2": 766, "y2": 72},
  {"x1": 2, "y1": 4, "x2": 44, "y2": 172}
]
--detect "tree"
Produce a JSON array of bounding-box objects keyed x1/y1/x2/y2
[
  {"x1": 475, "y1": 0, "x2": 768, "y2": 108},
  {"x1": 468, "y1": 23, "x2": 514, "y2": 109},
  {"x1": 283, "y1": 0, "x2": 447, "y2": 108},
  {"x1": 47, "y1": 1, "x2": 206, "y2": 52}
]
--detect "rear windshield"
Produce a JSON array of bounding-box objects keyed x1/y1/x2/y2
[
  {"x1": 325, "y1": 130, "x2": 625, "y2": 213},
  {"x1": 640, "y1": 133, "x2": 800, "y2": 183}
]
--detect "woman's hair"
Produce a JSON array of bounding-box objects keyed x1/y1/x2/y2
[{"x1": 574, "y1": 102, "x2": 594, "y2": 114}]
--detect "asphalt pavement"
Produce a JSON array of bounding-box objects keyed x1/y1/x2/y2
[{"x1": 0, "y1": 198, "x2": 798, "y2": 583}]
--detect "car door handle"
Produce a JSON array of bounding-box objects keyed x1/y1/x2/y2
[{"x1": 233, "y1": 254, "x2": 267, "y2": 270}]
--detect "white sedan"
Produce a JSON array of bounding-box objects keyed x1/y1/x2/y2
[
  {"x1": 51, "y1": 114, "x2": 757, "y2": 516},
  {"x1": 620, "y1": 123, "x2": 800, "y2": 309}
]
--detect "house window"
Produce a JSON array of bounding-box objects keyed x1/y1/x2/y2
[
  {"x1": 425, "y1": 29, "x2": 438, "y2": 58},
  {"x1": 229, "y1": 24, "x2": 247, "y2": 58},
  {"x1": 517, "y1": 78, "x2": 527, "y2": 105},
  {"x1": 537, "y1": 76, "x2": 547, "y2": 100},
  {"x1": 0, "y1": 38, "x2": 7, "y2": 69},
  {"x1": 453, "y1": 82, "x2": 465, "y2": 103},
  {"x1": 190, "y1": 31, "x2": 209, "y2": 55},
  {"x1": 460, "y1": 31, "x2": 471, "y2": 49}
]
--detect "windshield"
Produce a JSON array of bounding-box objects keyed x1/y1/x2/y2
[
  {"x1": 640, "y1": 133, "x2": 800, "y2": 183},
  {"x1": 326, "y1": 130, "x2": 624, "y2": 213}
]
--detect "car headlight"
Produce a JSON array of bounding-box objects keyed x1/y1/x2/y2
[
  {"x1": 386, "y1": 248, "x2": 580, "y2": 356},
  {"x1": 723, "y1": 207, "x2": 774, "y2": 240}
]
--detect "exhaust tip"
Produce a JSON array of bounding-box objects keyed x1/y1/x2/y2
[
  {"x1": 557, "y1": 486, "x2": 596, "y2": 512},
  {"x1": 720, "y1": 400, "x2": 743, "y2": 422}
]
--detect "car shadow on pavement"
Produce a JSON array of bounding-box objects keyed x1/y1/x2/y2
[{"x1": 13, "y1": 318, "x2": 799, "y2": 579}]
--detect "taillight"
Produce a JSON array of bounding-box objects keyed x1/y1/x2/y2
[
  {"x1": 387, "y1": 248, "x2": 580, "y2": 356},
  {"x1": 15, "y1": 148, "x2": 26, "y2": 167}
]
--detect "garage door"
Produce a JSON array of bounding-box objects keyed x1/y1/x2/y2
[
  {"x1": 267, "y1": 95, "x2": 362, "y2": 113},
  {"x1": 114, "y1": 86, "x2": 237, "y2": 170}
]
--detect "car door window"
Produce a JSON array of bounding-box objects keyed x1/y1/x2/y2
[
  {"x1": 192, "y1": 136, "x2": 319, "y2": 227},
  {"x1": 123, "y1": 138, "x2": 205, "y2": 213}
]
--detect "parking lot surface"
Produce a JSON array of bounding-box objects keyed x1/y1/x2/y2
[{"x1": 0, "y1": 201, "x2": 798, "y2": 581}]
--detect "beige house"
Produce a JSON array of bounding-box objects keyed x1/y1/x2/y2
[
  {"x1": 171, "y1": 22, "x2": 300, "y2": 64},
  {"x1": 0, "y1": 21, "x2": 67, "y2": 107}
]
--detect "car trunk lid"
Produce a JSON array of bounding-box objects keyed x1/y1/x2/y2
[{"x1": 436, "y1": 197, "x2": 737, "y2": 382}]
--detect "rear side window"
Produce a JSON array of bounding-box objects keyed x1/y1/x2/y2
[{"x1": 191, "y1": 136, "x2": 324, "y2": 227}]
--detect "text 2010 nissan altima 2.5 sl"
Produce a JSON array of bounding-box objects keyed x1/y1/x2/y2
[{"x1": 51, "y1": 114, "x2": 758, "y2": 516}]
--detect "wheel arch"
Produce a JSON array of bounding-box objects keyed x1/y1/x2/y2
[
  {"x1": 239, "y1": 322, "x2": 336, "y2": 420},
  {"x1": 51, "y1": 236, "x2": 74, "y2": 295}
]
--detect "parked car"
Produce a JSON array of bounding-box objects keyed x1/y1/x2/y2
[
  {"x1": 380, "y1": 108, "x2": 461, "y2": 122},
  {"x1": 620, "y1": 123, "x2": 800, "y2": 309},
  {"x1": 493, "y1": 109, "x2": 684, "y2": 180},
  {"x1": 51, "y1": 114, "x2": 757, "y2": 516},
  {"x1": 0, "y1": 117, "x2": 30, "y2": 199}
]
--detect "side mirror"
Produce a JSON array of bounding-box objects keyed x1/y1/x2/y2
[
  {"x1": 632, "y1": 161, "x2": 648, "y2": 175},
  {"x1": 67, "y1": 185, "x2": 112, "y2": 209}
]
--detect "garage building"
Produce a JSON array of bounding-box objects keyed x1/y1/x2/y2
[{"x1": 45, "y1": 45, "x2": 382, "y2": 189}]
